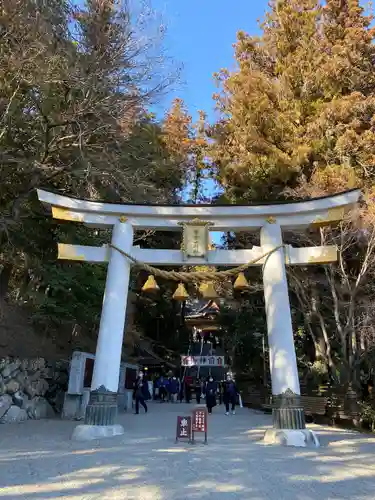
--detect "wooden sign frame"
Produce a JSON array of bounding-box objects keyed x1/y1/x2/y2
[
  {"x1": 176, "y1": 416, "x2": 192, "y2": 444},
  {"x1": 192, "y1": 408, "x2": 208, "y2": 445}
]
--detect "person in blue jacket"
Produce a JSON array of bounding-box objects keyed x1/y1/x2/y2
[
  {"x1": 157, "y1": 375, "x2": 167, "y2": 402},
  {"x1": 133, "y1": 371, "x2": 148, "y2": 414}
]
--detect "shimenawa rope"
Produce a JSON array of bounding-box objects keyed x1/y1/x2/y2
[{"x1": 109, "y1": 243, "x2": 285, "y2": 283}]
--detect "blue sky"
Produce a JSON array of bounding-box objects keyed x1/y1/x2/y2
[
  {"x1": 151, "y1": 0, "x2": 269, "y2": 219},
  {"x1": 152, "y1": 0, "x2": 269, "y2": 121},
  {"x1": 75, "y1": 0, "x2": 269, "y2": 241}
]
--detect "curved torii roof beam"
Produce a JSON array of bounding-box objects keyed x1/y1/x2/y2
[{"x1": 37, "y1": 188, "x2": 361, "y2": 231}]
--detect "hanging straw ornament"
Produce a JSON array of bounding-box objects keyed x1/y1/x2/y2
[
  {"x1": 141, "y1": 275, "x2": 160, "y2": 294},
  {"x1": 199, "y1": 281, "x2": 218, "y2": 299},
  {"x1": 172, "y1": 283, "x2": 189, "y2": 301},
  {"x1": 233, "y1": 272, "x2": 249, "y2": 291}
]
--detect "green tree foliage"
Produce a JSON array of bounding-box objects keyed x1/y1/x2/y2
[
  {"x1": 1, "y1": 1, "x2": 180, "y2": 231},
  {"x1": 0, "y1": 0, "x2": 185, "y2": 350},
  {"x1": 132, "y1": 101, "x2": 213, "y2": 355},
  {"x1": 162, "y1": 98, "x2": 211, "y2": 203},
  {"x1": 209, "y1": 0, "x2": 375, "y2": 202},
  {"x1": 209, "y1": 0, "x2": 375, "y2": 390},
  {"x1": 219, "y1": 299, "x2": 266, "y2": 378},
  {"x1": 135, "y1": 289, "x2": 190, "y2": 357}
]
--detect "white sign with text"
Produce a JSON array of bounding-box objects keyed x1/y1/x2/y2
[{"x1": 181, "y1": 355, "x2": 225, "y2": 367}]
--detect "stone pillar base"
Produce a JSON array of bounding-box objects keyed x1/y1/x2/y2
[
  {"x1": 72, "y1": 424, "x2": 124, "y2": 441},
  {"x1": 272, "y1": 389, "x2": 306, "y2": 430},
  {"x1": 264, "y1": 429, "x2": 320, "y2": 448},
  {"x1": 84, "y1": 386, "x2": 118, "y2": 426}
]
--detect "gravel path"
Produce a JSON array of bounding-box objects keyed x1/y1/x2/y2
[{"x1": 1, "y1": 402, "x2": 375, "y2": 499}]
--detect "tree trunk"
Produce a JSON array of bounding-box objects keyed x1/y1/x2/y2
[{"x1": 0, "y1": 263, "x2": 13, "y2": 299}]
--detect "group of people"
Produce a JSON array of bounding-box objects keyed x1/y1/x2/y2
[
  {"x1": 154, "y1": 375, "x2": 193, "y2": 403},
  {"x1": 132, "y1": 371, "x2": 239, "y2": 416},
  {"x1": 204, "y1": 374, "x2": 238, "y2": 415}
]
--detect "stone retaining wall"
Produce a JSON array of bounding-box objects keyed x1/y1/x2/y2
[{"x1": 0, "y1": 357, "x2": 69, "y2": 423}]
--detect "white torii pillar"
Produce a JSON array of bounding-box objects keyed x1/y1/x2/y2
[
  {"x1": 261, "y1": 222, "x2": 300, "y2": 396},
  {"x1": 261, "y1": 221, "x2": 310, "y2": 446},
  {"x1": 36, "y1": 188, "x2": 360, "y2": 445},
  {"x1": 73, "y1": 219, "x2": 133, "y2": 441}
]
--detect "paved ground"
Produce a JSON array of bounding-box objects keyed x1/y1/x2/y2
[{"x1": 1, "y1": 402, "x2": 375, "y2": 499}]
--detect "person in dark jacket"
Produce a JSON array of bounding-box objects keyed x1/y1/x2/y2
[
  {"x1": 205, "y1": 376, "x2": 217, "y2": 414},
  {"x1": 133, "y1": 371, "x2": 148, "y2": 414},
  {"x1": 158, "y1": 376, "x2": 167, "y2": 402},
  {"x1": 223, "y1": 374, "x2": 238, "y2": 415},
  {"x1": 169, "y1": 376, "x2": 179, "y2": 402}
]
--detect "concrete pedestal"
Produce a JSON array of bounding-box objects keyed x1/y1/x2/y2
[
  {"x1": 264, "y1": 428, "x2": 320, "y2": 447},
  {"x1": 72, "y1": 424, "x2": 124, "y2": 441}
]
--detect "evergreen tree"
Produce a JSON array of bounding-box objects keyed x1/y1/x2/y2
[
  {"x1": 209, "y1": 0, "x2": 375, "y2": 388},
  {"x1": 162, "y1": 99, "x2": 209, "y2": 203},
  {"x1": 0, "y1": 0, "x2": 185, "y2": 350},
  {"x1": 210, "y1": 0, "x2": 375, "y2": 201}
]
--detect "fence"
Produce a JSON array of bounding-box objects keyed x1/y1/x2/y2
[{"x1": 241, "y1": 383, "x2": 363, "y2": 426}]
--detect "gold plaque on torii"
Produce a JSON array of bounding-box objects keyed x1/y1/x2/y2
[{"x1": 179, "y1": 218, "x2": 213, "y2": 260}]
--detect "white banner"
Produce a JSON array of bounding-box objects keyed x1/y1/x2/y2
[{"x1": 181, "y1": 355, "x2": 225, "y2": 367}]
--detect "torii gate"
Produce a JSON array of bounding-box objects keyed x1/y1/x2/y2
[{"x1": 37, "y1": 188, "x2": 361, "y2": 446}]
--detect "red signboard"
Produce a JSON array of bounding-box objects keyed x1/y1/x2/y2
[
  {"x1": 192, "y1": 408, "x2": 208, "y2": 444},
  {"x1": 176, "y1": 416, "x2": 192, "y2": 443},
  {"x1": 192, "y1": 409, "x2": 207, "y2": 432}
]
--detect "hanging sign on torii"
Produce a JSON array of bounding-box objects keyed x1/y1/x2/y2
[
  {"x1": 179, "y1": 218, "x2": 213, "y2": 260},
  {"x1": 181, "y1": 355, "x2": 225, "y2": 367}
]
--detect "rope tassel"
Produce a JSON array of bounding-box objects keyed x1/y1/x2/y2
[
  {"x1": 173, "y1": 283, "x2": 189, "y2": 301},
  {"x1": 233, "y1": 272, "x2": 249, "y2": 291},
  {"x1": 199, "y1": 281, "x2": 218, "y2": 299},
  {"x1": 142, "y1": 275, "x2": 159, "y2": 293}
]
